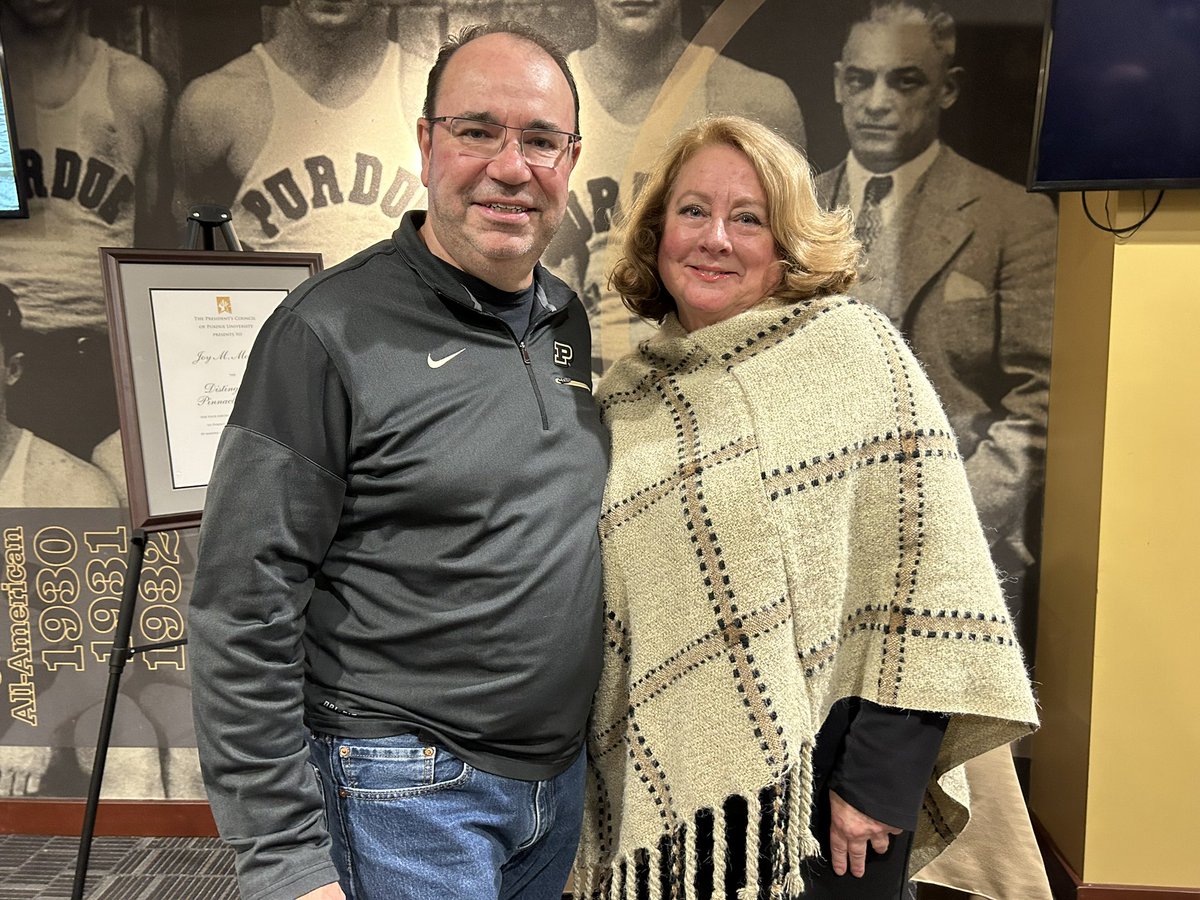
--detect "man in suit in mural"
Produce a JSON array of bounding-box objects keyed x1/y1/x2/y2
[
  {"x1": 172, "y1": 0, "x2": 428, "y2": 266},
  {"x1": 816, "y1": 0, "x2": 1057, "y2": 647},
  {"x1": 0, "y1": 0, "x2": 166, "y2": 465},
  {"x1": 544, "y1": 0, "x2": 806, "y2": 372}
]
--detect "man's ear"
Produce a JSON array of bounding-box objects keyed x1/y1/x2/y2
[
  {"x1": 417, "y1": 118, "x2": 434, "y2": 188},
  {"x1": 833, "y1": 61, "x2": 845, "y2": 105},
  {"x1": 5, "y1": 351, "x2": 24, "y2": 388},
  {"x1": 940, "y1": 65, "x2": 963, "y2": 110}
]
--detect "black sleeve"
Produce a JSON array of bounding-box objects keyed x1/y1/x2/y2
[
  {"x1": 227, "y1": 306, "x2": 351, "y2": 475},
  {"x1": 828, "y1": 699, "x2": 949, "y2": 831}
]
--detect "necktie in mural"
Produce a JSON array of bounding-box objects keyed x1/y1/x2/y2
[{"x1": 856, "y1": 175, "x2": 894, "y2": 253}]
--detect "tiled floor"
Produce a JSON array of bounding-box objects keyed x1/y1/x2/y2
[
  {"x1": 0, "y1": 834, "x2": 937, "y2": 899},
  {"x1": 0, "y1": 834, "x2": 237, "y2": 899}
]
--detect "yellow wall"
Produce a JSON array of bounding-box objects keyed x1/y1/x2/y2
[
  {"x1": 1032, "y1": 190, "x2": 1200, "y2": 887},
  {"x1": 1029, "y1": 193, "x2": 1112, "y2": 874}
]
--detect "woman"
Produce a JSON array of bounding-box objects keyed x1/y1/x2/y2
[{"x1": 572, "y1": 116, "x2": 1037, "y2": 899}]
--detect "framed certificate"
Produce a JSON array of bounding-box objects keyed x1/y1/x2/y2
[{"x1": 100, "y1": 247, "x2": 322, "y2": 531}]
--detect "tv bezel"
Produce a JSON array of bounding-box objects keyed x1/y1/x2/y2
[
  {"x1": 1027, "y1": 0, "x2": 1200, "y2": 193},
  {"x1": 0, "y1": 24, "x2": 28, "y2": 219}
]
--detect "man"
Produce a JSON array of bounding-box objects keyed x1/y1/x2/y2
[
  {"x1": 172, "y1": 0, "x2": 428, "y2": 265},
  {"x1": 544, "y1": 0, "x2": 806, "y2": 372},
  {"x1": 0, "y1": 284, "x2": 116, "y2": 506},
  {"x1": 188, "y1": 22, "x2": 607, "y2": 900},
  {"x1": 0, "y1": 0, "x2": 166, "y2": 461},
  {"x1": 816, "y1": 0, "x2": 1056, "y2": 648}
]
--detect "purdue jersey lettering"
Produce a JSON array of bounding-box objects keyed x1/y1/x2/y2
[
  {"x1": 21, "y1": 148, "x2": 134, "y2": 226},
  {"x1": 240, "y1": 153, "x2": 421, "y2": 239}
]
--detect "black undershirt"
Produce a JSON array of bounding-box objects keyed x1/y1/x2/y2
[{"x1": 430, "y1": 256, "x2": 537, "y2": 338}]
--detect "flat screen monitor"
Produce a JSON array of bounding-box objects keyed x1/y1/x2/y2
[
  {"x1": 0, "y1": 26, "x2": 27, "y2": 218},
  {"x1": 1028, "y1": 0, "x2": 1200, "y2": 192}
]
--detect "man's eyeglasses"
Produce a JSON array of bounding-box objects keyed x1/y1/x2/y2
[{"x1": 427, "y1": 116, "x2": 580, "y2": 169}]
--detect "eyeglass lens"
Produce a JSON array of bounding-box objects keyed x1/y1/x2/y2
[{"x1": 444, "y1": 118, "x2": 572, "y2": 167}]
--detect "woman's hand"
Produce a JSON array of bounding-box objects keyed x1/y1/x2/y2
[{"x1": 828, "y1": 789, "x2": 903, "y2": 877}]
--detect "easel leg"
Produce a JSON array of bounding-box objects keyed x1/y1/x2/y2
[{"x1": 71, "y1": 530, "x2": 147, "y2": 900}]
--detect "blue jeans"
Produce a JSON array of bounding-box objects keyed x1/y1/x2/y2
[{"x1": 307, "y1": 731, "x2": 585, "y2": 899}]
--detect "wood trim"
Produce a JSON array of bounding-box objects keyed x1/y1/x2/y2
[
  {"x1": 1033, "y1": 812, "x2": 1084, "y2": 900},
  {"x1": 1032, "y1": 813, "x2": 1198, "y2": 898},
  {"x1": 0, "y1": 800, "x2": 217, "y2": 837},
  {"x1": 1078, "y1": 888, "x2": 1200, "y2": 898}
]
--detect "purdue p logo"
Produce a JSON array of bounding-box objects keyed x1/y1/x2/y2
[{"x1": 553, "y1": 341, "x2": 573, "y2": 367}]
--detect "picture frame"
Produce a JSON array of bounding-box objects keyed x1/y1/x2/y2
[
  {"x1": 100, "y1": 247, "x2": 322, "y2": 531},
  {"x1": 0, "y1": 24, "x2": 29, "y2": 219}
]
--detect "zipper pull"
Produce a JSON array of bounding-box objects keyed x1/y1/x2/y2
[
  {"x1": 519, "y1": 341, "x2": 532, "y2": 365},
  {"x1": 555, "y1": 376, "x2": 590, "y2": 390}
]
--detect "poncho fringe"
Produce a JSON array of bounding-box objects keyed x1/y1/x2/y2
[{"x1": 575, "y1": 758, "x2": 822, "y2": 900}]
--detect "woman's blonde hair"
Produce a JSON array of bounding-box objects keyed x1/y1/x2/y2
[{"x1": 609, "y1": 115, "x2": 860, "y2": 322}]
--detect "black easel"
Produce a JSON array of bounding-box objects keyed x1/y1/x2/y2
[
  {"x1": 71, "y1": 207, "x2": 241, "y2": 899},
  {"x1": 183, "y1": 203, "x2": 243, "y2": 251}
]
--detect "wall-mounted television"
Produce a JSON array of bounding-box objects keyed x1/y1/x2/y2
[
  {"x1": 0, "y1": 25, "x2": 27, "y2": 219},
  {"x1": 1028, "y1": 0, "x2": 1200, "y2": 192}
]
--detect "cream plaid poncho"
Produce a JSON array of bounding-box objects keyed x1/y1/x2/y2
[{"x1": 573, "y1": 296, "x2": 1038, "y2": 899}]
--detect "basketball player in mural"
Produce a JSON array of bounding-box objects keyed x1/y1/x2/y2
[
  {"x1": 0, "y1": 0, "x2": 167, "y2": 466},
  {"x1": 544, "y1": 0, "x2": 806, "y2": 372},
  {"x1": 0, "y1": 285, "x2": 116, "y2": 508},
  {"x1": 0, "y1": 289, "x2": 192, "y2": 804},
  {"x1": 815, "y1": 0, "x2": 1056, "y2": 647},
  {"x1": 171, "y1": 0, "x2": 428, "y2": 266}
]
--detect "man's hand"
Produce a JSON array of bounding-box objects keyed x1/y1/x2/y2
[
  {"x1": 297, "y1": 883, "x2": 345, "y2": 899},
  {"x1": 828, "y1": 789, "x2": 903, "y2": 877}
]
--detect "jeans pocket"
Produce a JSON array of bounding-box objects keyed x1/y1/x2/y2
[
  {"x1": 308, "y1": 762, "x2": 330, "y2": 831},
  {"x1": 333, "y1": 734, "x2": 472, "y2": 800}
]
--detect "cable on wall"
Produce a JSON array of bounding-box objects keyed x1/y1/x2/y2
[{"x1": 1081, "y1": 190, "x2": 1165, "y2": 239}]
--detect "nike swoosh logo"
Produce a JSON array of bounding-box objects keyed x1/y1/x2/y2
[{"x1": 427, "y1": 348, "x2": 466, "y2": 369}]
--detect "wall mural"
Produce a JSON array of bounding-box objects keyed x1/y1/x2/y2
[{"x1": 0, "y1": 0, "x2": 1053, "y2": 801}]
